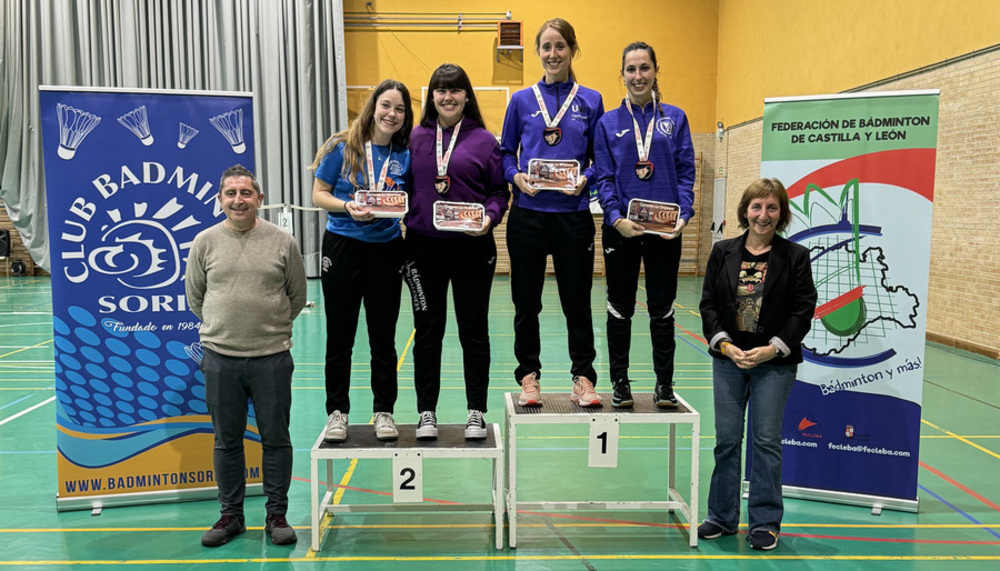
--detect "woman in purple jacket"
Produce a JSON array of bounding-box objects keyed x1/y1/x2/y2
[
  {"x1": 403, "y1": 63, "x2": 509, "y2": 439},
  {"x1": 500, "y1": 18, "x2": 605, "y2": 408},
  {"x1": 594, "y1": 41, "x2": 696, "y2": 409}
]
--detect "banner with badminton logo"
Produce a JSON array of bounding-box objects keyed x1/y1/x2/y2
[
  {"x1": 760, "y1": 91, "x2": 938, "y2": 508},
  {"x1": 39, "y1": 87, "x2": 257, "y2": 509}
]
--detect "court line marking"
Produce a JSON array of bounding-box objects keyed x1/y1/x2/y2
[
  {"x1": 922, "y1": 418, "x2": 1000, "y2": 460},
  {"x1": 918, "y1": 482, "x2": 1000, "y2": 541},
  {"x1": 921, "y1": 460, "x2": 1000, "y2": 512},
  {"x1": 5, "y1": 522, "x2": 999, "y2": 533},
  {"x1": 0, "y1": 555, "x2": 997, "y2": 565},
  {"x1": 0, "y1": 339, "x2": 53, "y2": 360},
  {"x1": 0, "y1": 396, "x2": 55, "y2": 427}
]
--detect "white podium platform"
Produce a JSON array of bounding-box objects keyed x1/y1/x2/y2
[
  {"x1": 309, "y1": 423, "x2": 504, "y2": 551},
  {"x1": 504, "y1": 391, "x2": 700, "y2": 548}
]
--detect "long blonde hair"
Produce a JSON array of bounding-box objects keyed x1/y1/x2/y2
[{"x1": 309, "y1": 79, "x2": 413, "y2": 184}]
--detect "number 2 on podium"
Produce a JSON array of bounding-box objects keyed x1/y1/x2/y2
[{"x1": 393, "y1": 452, "x2": 423, "y2": 502}]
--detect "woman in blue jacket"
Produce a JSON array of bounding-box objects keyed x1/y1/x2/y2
[
  {"x1": 594, "y1": 41, "x2": 695, "y2": 408},
  {"x1": 500, "y1": 17, "x2": 605, "y2": 408},
  {"x1": 310, "y1": 79, "x2": 413, "y2": 443}
]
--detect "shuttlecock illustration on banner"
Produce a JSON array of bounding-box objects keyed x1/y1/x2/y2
[
  {"x1": 209, "y1": 108, "x2": 246, "y2": 154},
  {"x1": 118, "y1": 105, "x2": 154, "y2": 146},
  {"x1": 56, "y1": 103, "x2": 101, "y2": 160},
  {"x1": 177, "y1": 123, "x2": 199, "y2": 149}
]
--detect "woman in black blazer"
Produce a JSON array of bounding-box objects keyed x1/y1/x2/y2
[{"x1": 697, "y1": 178, "x2": 817, "y2": 551}]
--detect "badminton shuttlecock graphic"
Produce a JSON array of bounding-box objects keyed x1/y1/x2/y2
[
  {"x1": 209, "y1": 108, "x2": 246, "y2": 154},
  {"x1": 56, "y1": 103, "x2": 101, "y2": 160},
  {"x1": 118, "y1": 105, "x2": 154, "y2": 146},
  {"x1": 177, "y1": 123, "x2": 200, "y2": 149}
]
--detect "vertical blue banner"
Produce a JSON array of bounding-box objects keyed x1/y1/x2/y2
[
  {"x1": 759, "y1": 91, "x2": 939, "y2": 507},
  {"x1": 40, "y1": 88, "x2": 258, "y2": 508}
]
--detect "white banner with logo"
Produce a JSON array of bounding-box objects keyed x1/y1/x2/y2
[{"x1": 758, "y1": 91, "x2": 938, "y2": 510}]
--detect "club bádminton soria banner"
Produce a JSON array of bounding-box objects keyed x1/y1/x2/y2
[
  {"x1": 761, "y1": 91, "x2": 938, "y2": 506},
  {"x1": 40, "y1": 87, "x2": 258, "y2": 509}
]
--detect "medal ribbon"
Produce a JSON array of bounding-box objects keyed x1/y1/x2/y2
[
  {"x1": 365, "y1": 141, "x2": 392, "y2": 191},
  {"x1": 531, "y1": 82, "x2": 580, "y2": 129},
  {"x1": 435, "y1": 120, "x2": 461, "y2": 177},
  {"x1": 626, "y1": 101, "x2": 656, "y2": 163}
]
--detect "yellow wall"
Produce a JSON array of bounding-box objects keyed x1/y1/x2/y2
[
  {"x1": 344, "y1": 0, "x2": 719, "y2": 134},
  {"x1": 717, "y1": 0, "x2": 1000, "y2": 126}
]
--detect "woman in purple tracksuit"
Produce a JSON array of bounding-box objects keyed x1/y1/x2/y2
[
  {"x1": 594, "y1": 41, "x2": 696, "y2": 409},
  {"x1": 500, "y1": 17, "x2": 605, "y2": 408},
  {"x1": 403, "y1": 63, "x2": 509, "y2": 440}
]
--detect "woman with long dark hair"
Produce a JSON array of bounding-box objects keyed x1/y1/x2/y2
[
  {"x1": 403, "y1": 64, "x2": 509, "y2": 439},
  {"x1": 594, "y1": 41, "x2": 696, "y2": 408}
]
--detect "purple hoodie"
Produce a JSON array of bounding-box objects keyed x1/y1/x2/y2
[{"x1": 405, "y1": 118, "x2": 509, "y2": 239}]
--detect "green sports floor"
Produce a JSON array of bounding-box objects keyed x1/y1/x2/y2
[{"x1": 2, "y1": 274, "x2": 998, "y2": 570}]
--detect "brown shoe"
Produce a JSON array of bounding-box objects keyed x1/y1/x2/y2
[
  {"x1": 518, "y1": 372, "x2": 541, "y2": 406},
  {"x1": 571, "y1": 375, "x2": 602, "y2": 407}
]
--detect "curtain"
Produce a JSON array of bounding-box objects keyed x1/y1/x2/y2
[{"x1": 0, "y1": 0, "x2": 347, "y2": 276}]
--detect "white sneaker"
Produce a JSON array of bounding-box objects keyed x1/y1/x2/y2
[
  {"x1": 465, "y1": 410, "x2": 487, "y2": 440},
  {"x1": 415, "y1": 411, "x2": 438, "y2": 439},
  {"x1": 324, "y1": 411, "x2": 347, "y2": 442},
  {"x1": 373, "y1": 412, "x2": 398, "y2": 441}
]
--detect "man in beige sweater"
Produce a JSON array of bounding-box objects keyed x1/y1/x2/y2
[{"x1": 185, "y1": 165, "x2": 307, "y2": 547}]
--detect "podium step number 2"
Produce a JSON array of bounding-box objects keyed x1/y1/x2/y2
[
  {"x1": 393, "y1": 451, "x2": 423, "y2": 502},
  {"x1": 589, "y1": 416, "x2": 620, "y2": 468}
]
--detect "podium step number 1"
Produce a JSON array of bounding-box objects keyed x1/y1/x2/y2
[
  {"x1": 393, "y1": 451, "x2": 423, "y2": 502},
  {"x1": 589, "y1": 417, "x2": 620, "y2": 468}
]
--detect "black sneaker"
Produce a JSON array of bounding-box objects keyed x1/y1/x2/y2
[
  {"x1": 611, "y1": 379, "x2": 634, "y2": 408},
  {"x1": 265, "y1": 513, "x2": 298, "y2": 545},
  {"x1": 697, "y1": 520, "x2": 734, "y2": 539},
  {"x1": 415, "y1": 411, "x2": 438, "y2": 439},
  {"x1": 201, "y1": 514, "x2": 245, "y2": 547},
  {"x1": 654, "y1": 383, "x2": 679, "y2": 408},
  {"x1": 465, "y1": 409, "x2": 487, "y2": 439},
  {"x1": 748, "y1": 529, "x2": 779, "y2": 550}
]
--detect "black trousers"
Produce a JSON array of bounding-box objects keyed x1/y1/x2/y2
[
  {"x1": 506, "y1": 206, "x2": 597, "y2": 384},
  {"x1": 403, "y1": 232, "x2": 497, "y2": 413},
  {"x1": 602, "y1": 225, "x2": 682, "y2": 386},
  {"x1": 320, "y1": 230, "x2": 404, "y2": 415},
  {"x1": 202, "y1": 348, "x2": 293, "y2": 518}
]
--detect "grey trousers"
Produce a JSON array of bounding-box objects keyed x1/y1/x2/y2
[{"x1": 202, "y1": 348, "x2": 293, "y2": 517}]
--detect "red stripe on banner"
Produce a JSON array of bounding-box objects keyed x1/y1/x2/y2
[
  {"x1": 814, "y1": 285, "x2": 865, "y2": 318},
  {"x1": 920, "y1": 461, "x2": 1000, "y2": 512},
  {"x1": 786, "y1": 148, "x2": 936, "y2": 201}
]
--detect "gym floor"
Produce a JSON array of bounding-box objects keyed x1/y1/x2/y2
[{"x1": 2, "y1": 275, "x2": 998, "y2": 569}]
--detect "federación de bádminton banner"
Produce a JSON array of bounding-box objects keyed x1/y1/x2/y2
[
  {"x1": 40, "y1": 87, "x2": 257, "y2": 509},
  {"x1": 761, "y1": 91, "x2": 939, "y2": 506}
]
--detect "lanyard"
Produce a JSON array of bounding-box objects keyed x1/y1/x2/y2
[
  {"x1": 365, "y1": 141, "x2": 391, "y2": 191},
  {"x1": 530, "y1": 82, "x2": 579, "y2": 128},
  {"x1": 435, "y1": 120, "x2": 461, "y2": 176},
  {"x1": 625, "y1": 101, "x2": 656, "y2": 163}
]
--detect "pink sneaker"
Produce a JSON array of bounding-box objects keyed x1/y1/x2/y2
[
  {"x1": 571, "y1": 375, "x2": 602, "y2": 407},
  {"x1": 518, "y1": 372, "x2": 542, "y2": 406}
]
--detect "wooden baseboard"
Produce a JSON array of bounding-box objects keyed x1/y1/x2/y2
[{"x1": 926, "y1": 331, "x2": 1000, "y2": 360}]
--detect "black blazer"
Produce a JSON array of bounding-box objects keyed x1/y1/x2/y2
[{"x1": 700, "y1": 231, "x2": 817, "y2": 365}]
